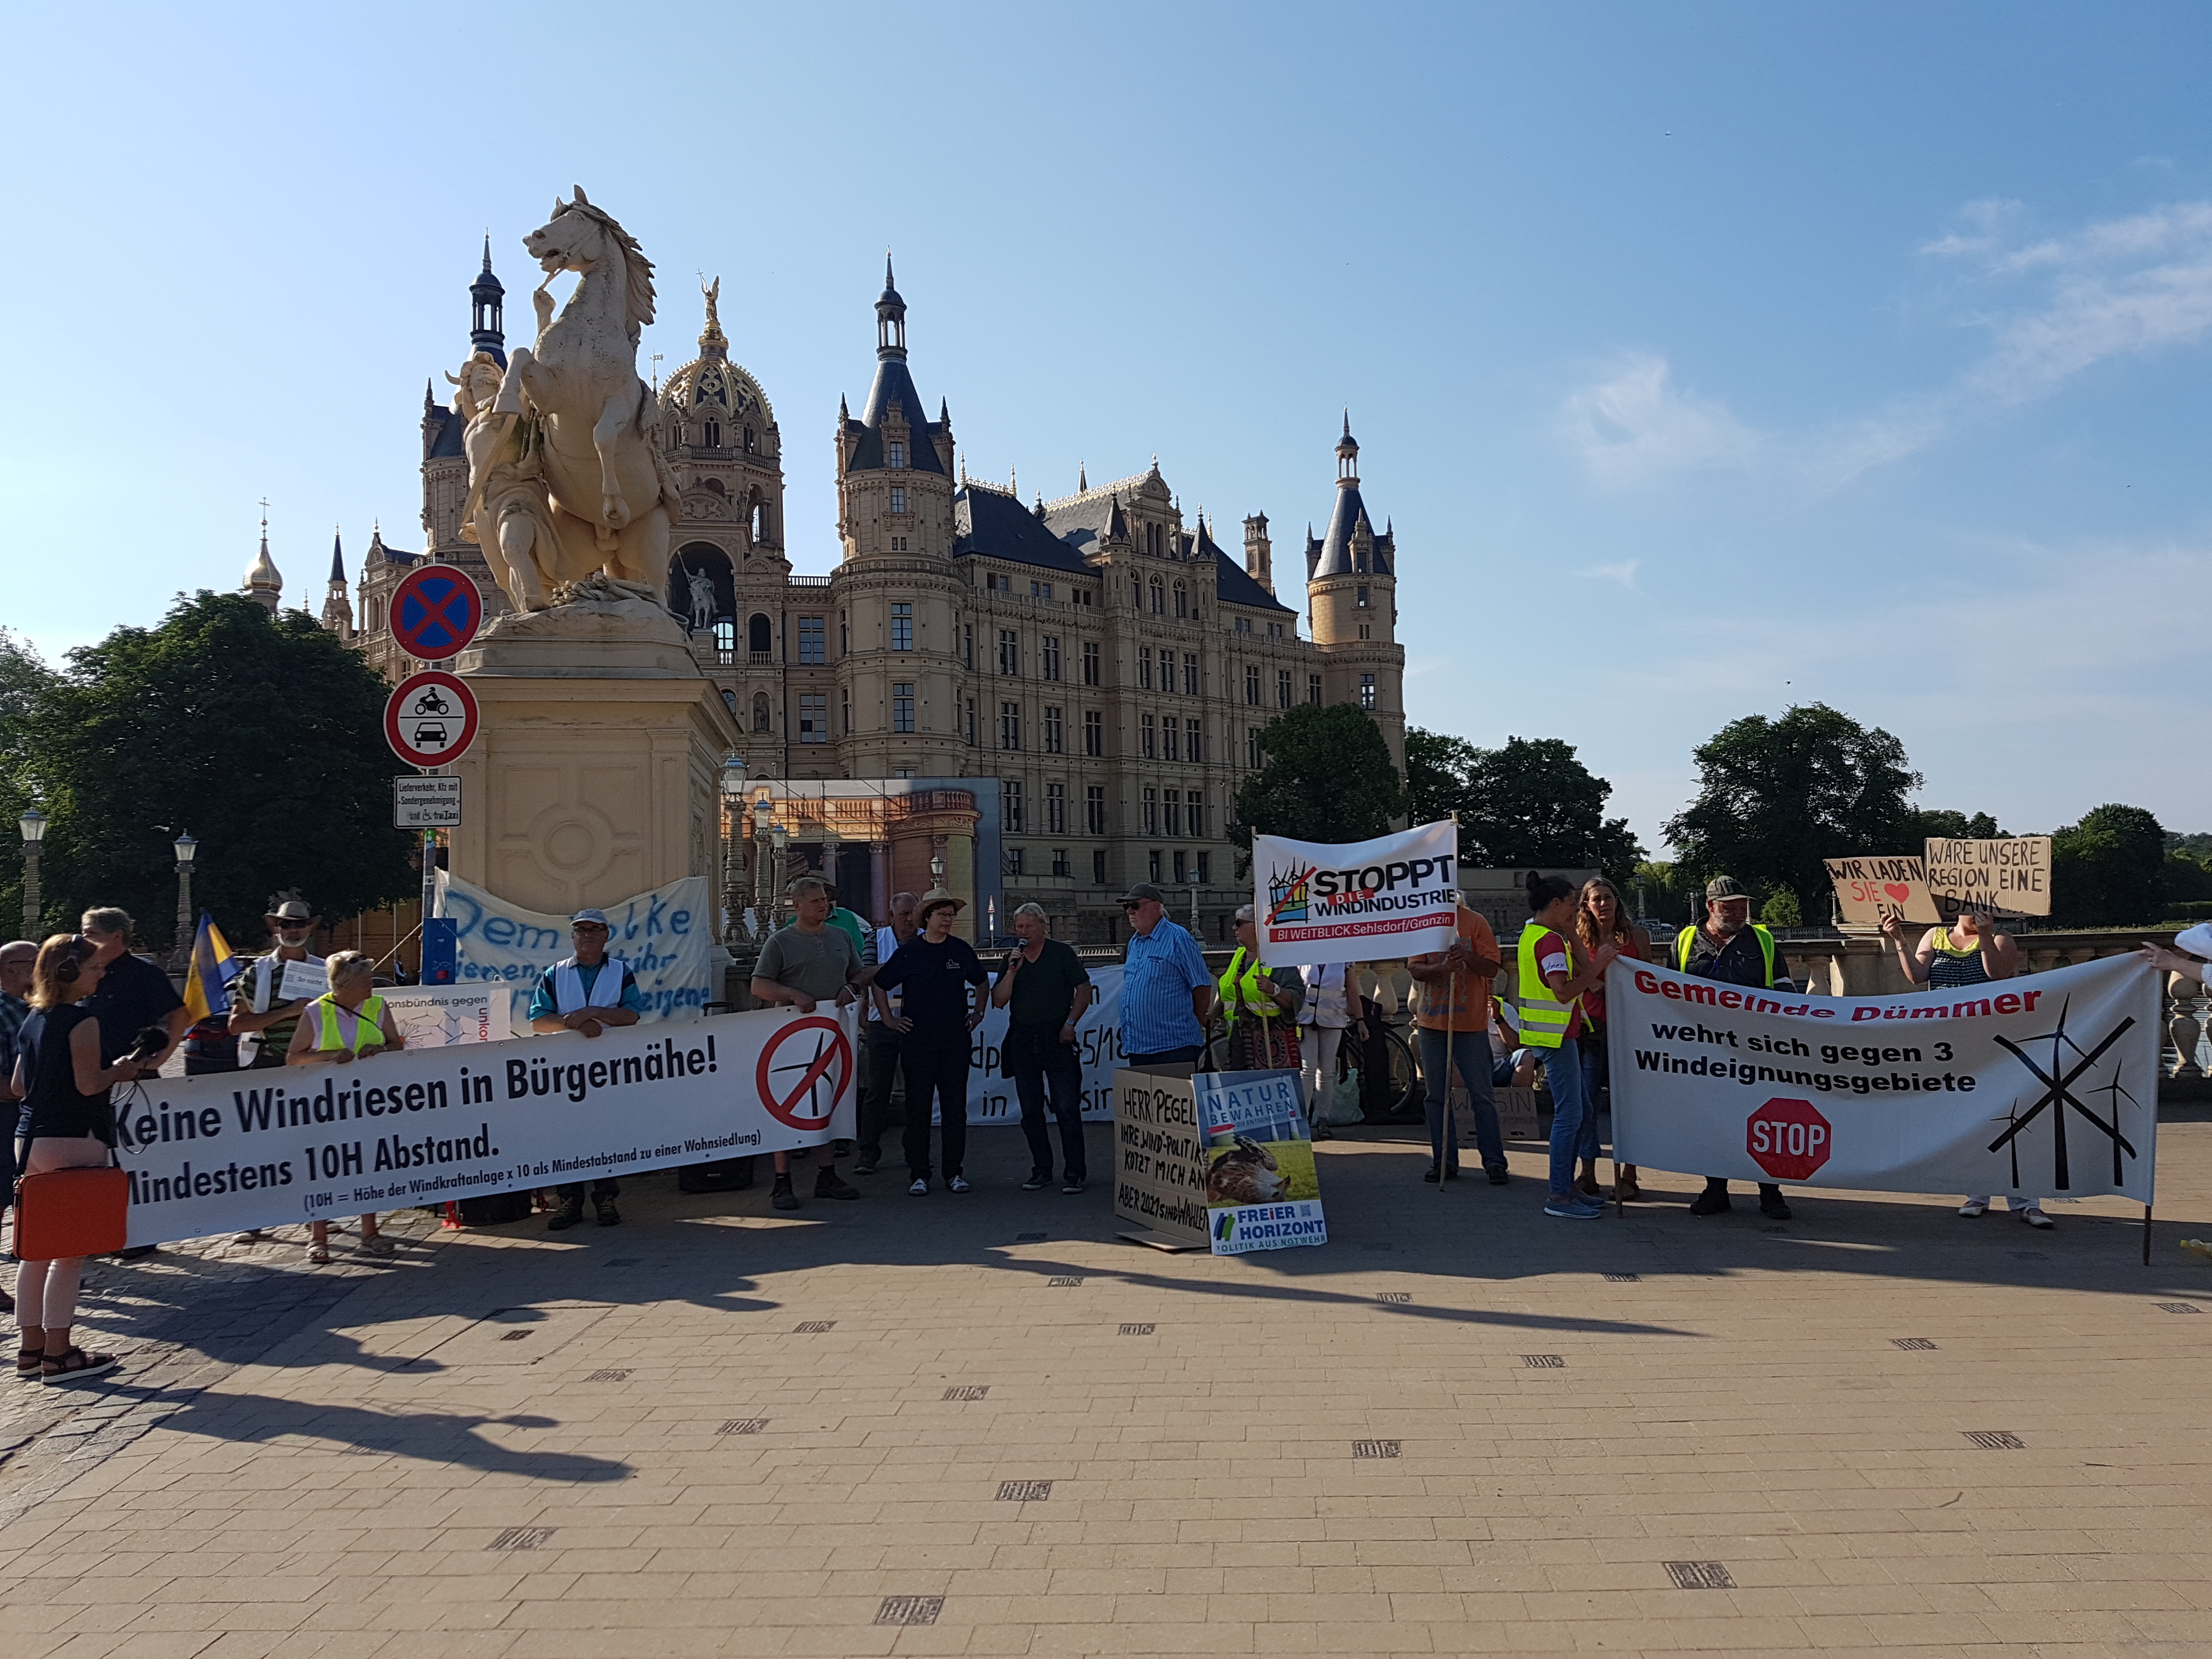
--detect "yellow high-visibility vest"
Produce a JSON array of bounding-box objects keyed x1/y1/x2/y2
[
  {"x1": 1217, "y1": 947, "x2": 1278, "y2": 1024},
  {"x1": 310, "y1": 994, "x2": 387, "y2": 1057},
  {"x1": 1673, "y1": 925, "x2": 1777, "y2": 987},
  {"x1": 1515, "y1": 923, "x2": 1579, "y2": 1049}
]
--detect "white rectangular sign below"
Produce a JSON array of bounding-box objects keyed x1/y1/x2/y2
[
  {"x1": 115, "y1": 1005, "x2": 856, "y2": 1246},
  {"x1": 1253, "y1": 819, "x2": 1460, "y2": 966},
  {"x1": 1606, "y1": 954, "x2": 2160, "y2": 1201},
  {"x1": 394, "y1": 775, "x2": 462, "y2": 828},
  {"x1": 278, "y1": 959, "x2": 330, "y2": 1002}
]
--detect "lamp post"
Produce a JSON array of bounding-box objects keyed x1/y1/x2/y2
[
  {"x1": 170, "y1": 831, "x2": 198, "y2": 974},
  {"x1": 19, "y1": 805, "x2": 47, "y2": 940},
  {"x1": 769, "y1": 821, "x2": 790, "y2": 932},
  {"x1": 751, "y1": 792, "x2": 774, "y2": 923},
  {"x1": 718, "y1": 753, "x2": 749, "y2": 945}
]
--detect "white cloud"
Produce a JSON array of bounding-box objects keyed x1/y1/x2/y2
[
  {"x1": 1573, "y1": 199, "x2": 2212, "y2": 490},
  {"x1": 1559, "y1": 353, "x2": 1762, "y2": 489},
  {"x1": 1576, "y1": 558, "x2": 1643, "y2": 590}
]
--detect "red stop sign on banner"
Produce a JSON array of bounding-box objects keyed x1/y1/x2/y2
[{"x1": 1746, "y1": 1097, "x2": 1832, "y2": 1181}]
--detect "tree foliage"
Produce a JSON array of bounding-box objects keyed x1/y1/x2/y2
[
  {"x1": 1909, "y1": 808, "x2": 2001, "y2": 842},
  {"x1": 1663, "y1": 703, "x2": 1921, "y2": 918},
  {"x1": 17, "y1": 593, "x2": 415, "y2": 947},
  {"x1": 1230, "y1": 704, "x2": 1408, "y2": 853},
  {"x1": 2050, "y1": 803, "x2": 2167, "y2": 927},
  {"x1": 1423, "y1": 734, "x2": 1644, "y2": 881}
]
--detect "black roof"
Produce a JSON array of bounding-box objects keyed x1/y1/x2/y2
[
  {"x1": 1198, "y1": 521, "x2": 1296, "y2": 614},
  {"x1": 847, "y1": 357, "x2": 947, "y2": 474},
  {"x1": 425, "y1": 402, "x2": 465, "y2": 462},
  {"x1": 1310, "y1": 481, "x2": 1393, "y2": 579},
  {"x1": 953, "y1": 486, "x2": 1095, "y2": 575}
]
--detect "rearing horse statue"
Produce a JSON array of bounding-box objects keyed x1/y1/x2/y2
[{"x1": 494, "y1": 188, "x2": 675, "y2": 605}]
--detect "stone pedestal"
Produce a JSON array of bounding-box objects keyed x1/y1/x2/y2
[{"x1": 449, "y1": 592, "x2": 741, "y2": 913}]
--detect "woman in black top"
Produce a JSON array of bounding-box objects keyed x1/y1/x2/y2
[
  {"x1": 872, "y1": 890, "x2": 988, "y2": 1195},
  {"x1": 10, "y1": 935, "x2": 149, "y2": 1381}
]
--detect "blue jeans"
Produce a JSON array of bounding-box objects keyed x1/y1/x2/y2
[
  {"x1": 1577, "y1": 1040, "x2": 1605, "y2": 1165},
  {"x1": 1419, "y1": 1029, "x2": 1504, "y2": 1173},
  {"x1": 1541, "y1": 1044, "x2": 1588, "y2": 1199}
]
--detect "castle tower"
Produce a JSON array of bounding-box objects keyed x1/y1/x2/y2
[
  {"x1": 469, "y1": 236, "x2": 506, "y2": 366},
  {"x1": 321, "y1": 529, "x2": 354, "y2": 638},
  {"x1": 243, "y1": 509, "x2": 282, "y2": 614},
  {"x1": 832, "y1": 258, "x2": 967, "y2": 776},
  {"x1": 1305, "y1": 413, "x2": 1405, "y2": 779},
  {"x1": 1242, "y1": 511, "x2": 1273, "y2": 595}
]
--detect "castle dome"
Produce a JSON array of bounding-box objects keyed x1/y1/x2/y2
[{"x1": 659, "y1": 279, "x2": 776, "y2": 434}]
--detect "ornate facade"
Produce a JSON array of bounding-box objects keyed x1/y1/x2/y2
[{"x1": 337, "y1": 252, "x2": 1407, "y2": 945}]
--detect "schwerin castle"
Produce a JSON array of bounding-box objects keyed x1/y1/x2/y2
[{"x1": 246, "y1": 250, "x2": 1407, "y2": 946}]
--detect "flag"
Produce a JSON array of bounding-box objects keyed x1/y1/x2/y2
[{"x1": 183, "y1": 911, "x2": 240, "y2": 1024}]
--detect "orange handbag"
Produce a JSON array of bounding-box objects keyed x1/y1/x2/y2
[{"x1": 14, "y1": 1165, "x2": 130, "y2": 1260}]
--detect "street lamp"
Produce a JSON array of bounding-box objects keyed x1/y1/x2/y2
[
  {"x1": 751, "y1": 793, "x2": 774, "y2": 921},
  {"x1": 768, "y1": 821, "x2": 790, "y2": 932},
  {"x1": 717, "y1": 753, "x2": 749, "y2": 946},
  {"x1": 19, "y1": 805, "x2": 47, "y2": 940},
  {"x1": 170, "y1": 831, "x2": 199, "y2": 973}
]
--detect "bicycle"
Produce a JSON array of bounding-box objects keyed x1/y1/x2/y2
[{"x1": 1199, "y1": 1016, "x2": 1421, "y2": 1120}]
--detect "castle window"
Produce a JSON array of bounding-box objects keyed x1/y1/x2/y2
[
  {"x1": 887, "y1": 439, "x2": 906, "y2": 469},
  {"x1": 1267, "y1": 621, "x2": 1285, "y2": 639},
  {"x1": 1356, "y1": 585, "x2": 1370, "y2": 607},
  {"x1": 1147, "y1": 523, "x2": 1164, "y2": 558},
  {"x1": 997, "y1": 628, "x2": 1019, "y2": 675},
  {"x1": 1148, "y1": 849, "x2": 1161, "y2": 882},
  {"x1": 1041, "y1": 634, "x2": 1060, "y2": 681},
  {"x1": 890, "y1": 602, "x2": 912, "y2": 651},
  {"x1": 1086, "y1": 785, "x2": 1106, "y2": 836},
  {"x1": 751, "y1": 501, "x2": 765, "y2": 543},
  {"x1": 1148, "y1": 577, "x2": 1164, "y2": 614},
  {"x1": 752, "y1": 692, "x2": 771, "y2": 732},
  {"x1": 1131, "y1": 575, "x2": 1142, "y2": 606},
  {"x1": 1246, "y1": 727, "x2": 1262, "y2": 770},
  {"x1": 1163, "y1": 789, "x2": 1181, "y2": 838},
  {"x1": 1360, "y1": 673, "x2": 1376, "y2": 710},
  {"x1": 889, "y1": 487, "x2": 906, "y2": 514},
  {"x1": 1142, "y1": 789, "x2": 1158, "y2": 836},
  {"x1": 1137, "y1": 647, "x2": 1152, "y2": 691},
  {"x1": 744, "y1": 426, "x2": 755, "y2": 453},
  {"x1": 1093, "y1": 848, "x2": 1107, "y2": 884},
  {"x1": 1082, "y1": 641, "x2": 1100, "y2": 686},
  {"x1": 1277, "y1": 669, "x2": 1293, "y2": 709},
  {"x1": 1043, "y1": 706, "x2": 1063, "y2": 754},
  {"x1": 1006, "y1": 847, "x2": 1024, "y2": 876},
  {"x1": 1084, "y1": 709, "x2": 1103, "y2": 757},
  {"x1": 1172, "y1": 580, "x2": 1187, "y2": 619},
  {"x1": 840, "y1": 611, "x2": 849, "y2": 654},
  {"x1": 999, "y1": 701, "x2": 1022, "y2": 751},
  {"x1": 893, "y1": 682, "x2": 915, "y2": 732},
  {"x1": 1173, "y1": 849, "x2": 1187, "y2": 884},
  {"x1": 714, "y1": 619, "x2": 735, "y2": 662},
  {"x1": 1052, "y1": 847, "x2": 1070, "y2": 878},
  {"x1": 1005, "y1": 780, "x2": 1025, "y2": 832},
  {"x1": 1182, "y1": 653, "x2": 1199, "y2": 695},
  {"x1": 702, "y1": 477, "x2": 726, "y2": 496},
  {"x1": 1192, "y1": 791, "x2": 1209, "y2": 839},
  {"x1": 1234, "y1": 616, "x2": 1251, "y2": 635},
  {"x1": 1046, "y1": 783, "x2": 1066, "y2": 833},
  {"x1": 1161, "y1": 714, "x2": 1180, "y2": 763},
  {"x1": 748, "y1": 613, "x2": 772, "y2": 658},
  {"x1": 1308, "y1": 673, "x2": 1323, "y2": 706},
  {"x1": 1359, "y1": 623, "x2": 1372, "y2": 640},
  {"x1": 1141, "y1": 713, "x2": 1155, "y2": 759},
  {"x1": 964, "y1": 697, "x2": 977, "y2": 744},
  {"x1": 798, "y1": 693, "x2": 828, "y2": 743},
  {"x1": 703, "y1": 420, "x2": 722, "y2": 448},
  {"x1": 1187, "y1": 718, "x2": 1203, "y2": 763},
  {"x1": 1244, "y1": 665, "x2": 1261, "y2": 706},
  {"x1": 798, "y1": 617, "x2": 825, "y2": 664},
  {"x1": 842, "y1": 686, "x2": 851, "y2": 734},
  {"x1": 962, "y1": 623, "x2": 974, "y2": 669},
  {"x1": 1196, "y1": 849, "x2": 1211, "y2": 882}
]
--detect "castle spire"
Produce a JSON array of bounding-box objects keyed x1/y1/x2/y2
[
  {"x1": 875, "y1": 252, "x2": 907, "y2": 360},
  {"x1": 321, "y1": 528, "x2": 354, "y2": 639},
  {"x1": 470, "y1": 239, "x2": 506, "y2": 365},
  {"x1": 244, "y1": 502, "x2": 282, "y2": 614},
  {"x1": 698, "y1": 275, "x2": 727, "y2": 360}
]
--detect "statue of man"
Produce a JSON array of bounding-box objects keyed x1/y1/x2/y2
[
  {"x1": 453, "y1": 351, "x2": 560, "y2": 611},
  {"x1": 687, "y1": 567, "x2": 716, "y2": 631}
]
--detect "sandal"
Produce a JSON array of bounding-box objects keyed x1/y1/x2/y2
[
  {"x1": 40, "y1": 1347, "x2": 120, "y2": 1384},
  {"x1": 358, "y1": 1235, "x2": 397, "y2": 1258},
  {"x1": 16, "y1": 1347, "x2": 44, "y2": 1380},
  {"x1": 307, "y1": 1243, "x2": 332, "y2": 1265},
  {"x1": 1615, "y1": 1166, "x2": 1642, "y2": 1203}
]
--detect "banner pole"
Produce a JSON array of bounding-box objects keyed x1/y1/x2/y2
[{"x1": 1442, "y1": 966, "x2": 1455, "y2": 1194}]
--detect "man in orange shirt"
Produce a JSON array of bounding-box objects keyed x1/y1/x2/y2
[{"x1": 1406, "y1": 892, "x2": 1508, "y2": 1184}]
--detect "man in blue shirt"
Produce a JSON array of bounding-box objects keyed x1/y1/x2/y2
[
  {"x1": 1116, "y1": 882, "x2": 1213, "y2": 1069},
  {"x1": 527, "y1": 910, "x2": 648, "y2": 1230}
]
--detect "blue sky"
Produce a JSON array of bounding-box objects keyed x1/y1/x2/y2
[{"x1": 7, "y1": 2, "x2": 2211, "y2": 851}]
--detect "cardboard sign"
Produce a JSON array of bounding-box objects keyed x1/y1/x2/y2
[
  {"x1": 1923, "y1": 837, "x2": 2053, "y2": 917},
  {"x1": 1824, "y1": 856, "x2": 1943, "y2": 925},
  {"x1": 1113, "y1": 1069, "x2": 1211, "y2": 1249},
  {"x1": 1199, "y1": 1069, "x2": 1327, "y2": 1254}
]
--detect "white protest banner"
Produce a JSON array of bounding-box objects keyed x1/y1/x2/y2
[
  {"x1": 963, "y1": 966, "x2": 1124, "y2": 1126},
  {"x1": 1925, "y1": 836, "x2": 2054, "y2": 917},
  {"x1": 113, "y1": 1005, "x2": 855, "y2": 1246},
  {"x1": 1606, "y1": 954, "x2": 2159, "y2": 1200},
  {"x1": 1254, "y1": 819, "x2": 1459, "y2": 966},
  {"x1": 380, "y1": 985, "x2": 510, "y2": 1048},
  {"x1": 279, "y1": 958, "x2": 330, "y2": 1001},
  {"x1": 436, "y1": 870, "x2": 715, "y2": 1029},
  {"x1": 1823, "y1": 855, "x2": 1943, "y2": 925}
]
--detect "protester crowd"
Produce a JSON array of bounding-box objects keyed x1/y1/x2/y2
[{"x1": 5, "y1": 856, "x2": 2166, "y2": 1389}]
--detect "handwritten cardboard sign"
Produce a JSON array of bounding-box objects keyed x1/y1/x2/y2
[
  {"x1": 1923, "y1": 837, "x2": 2052, "y2": 917},
  {"x1": 1824, "y1": 855, "x2": 1943, "y2": 925}
]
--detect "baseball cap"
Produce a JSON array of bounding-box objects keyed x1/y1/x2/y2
[
  {"x1": 1704, "y1": 876, "x2": 1748, "y2": 902},
  {"x1": 1117, "y1": 882, "x2": 1166, "y2": 906},
  {"x1": 570, "y1": 909, "x2": 611, "y2": 928}
]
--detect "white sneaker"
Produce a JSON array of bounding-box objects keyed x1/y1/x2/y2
[
  {"x1": 908, "y1": 1179, "x2": 928, "y2": 1197},
  {"x1": 948, "y1": 1176, "x2": 972, "y2": 1194},
  {"x1": 1957, "y1": 1199, "x2": 1989, "y2": 1218},
  {"x1": 2019, "y1": 1207, "x2": 2053, "y2": 1229}
]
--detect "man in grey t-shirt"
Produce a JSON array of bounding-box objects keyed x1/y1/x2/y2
[{"x1": 750, "y1": 876, "x2": 873, "y2": 1210}]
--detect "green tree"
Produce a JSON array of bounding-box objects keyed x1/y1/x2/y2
[
  {"x1": 1663, "y1": 703, "x2": 1921, "y2": 919},
  {"x1": 1406, "y1": 727, "x2": 1483, "y2": 829},
  {"x1": 1909, "y1": 808, "x2": 2001, "y2": 842},
  {"x1": 2050, "y1": 803, "x2": 2167, "y2": 927},
  {"x1": 1454, "y1": 736, "x2": 1644, "y2": 881},
  {"x1": 1759, "y1": 889, "x2": 1803, "y2": 927},
  {"x1": 1230, "y1": 704, "x2": 1408, "y2": 855},
  {"x1": 0, "y1": 629, "x2": 59, "y2": 935},
  {"x1": 23, "y1": 592, "x2": 416, "y2": 949}
]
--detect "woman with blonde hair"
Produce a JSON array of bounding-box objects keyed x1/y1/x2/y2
[
  {"x1": 285, "y1": 952, "x2": 405, "y2": 1263},
  {"x1": 1575, "y1": 878, "x2": 1651, "y2": 1201},
  {"x1": 10, "y1": 934, "x2": 149, "y2": 1380}
]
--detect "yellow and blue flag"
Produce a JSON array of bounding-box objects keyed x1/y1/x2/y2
[{"x1": 183, "y1": 911, "x2": 240, "y2": 1024}]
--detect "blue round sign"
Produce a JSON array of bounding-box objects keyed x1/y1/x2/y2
[{"x1": 390, "y1": 566, "x2": 484, "y2": 659}]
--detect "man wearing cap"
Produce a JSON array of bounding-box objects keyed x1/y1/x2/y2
[
  {"x1": 1674, "y1": 877, "x2": 1795, "y2": 1220},
  {"x1": 228, "y1": 895, "x2": 325, "y2": 1070},
  {"x1": 750, "y1": 876, "x2": 870, "y2": 1209},
  {"x1": 1116, "y1": 882, "x2": 1213, "y2": 1070},
  {"x1": 528, "y1": 910, "x2": 648, "y2": 1229}
]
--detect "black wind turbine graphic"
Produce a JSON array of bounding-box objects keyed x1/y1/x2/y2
[{"x1": 1987, "y1": 996, "x2": 2140, "y2": 1190}]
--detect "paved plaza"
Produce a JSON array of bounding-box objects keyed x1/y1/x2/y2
[{"x1": 3, "y1": 1110, "x2": 2210, "y2": 1658}]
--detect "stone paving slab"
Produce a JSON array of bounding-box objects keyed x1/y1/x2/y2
[{"x1": 3, "y1": 1112, "x2": 2210, "y2": 1655}]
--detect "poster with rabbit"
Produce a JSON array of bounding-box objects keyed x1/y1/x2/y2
[{"x1": 1199, "y1": 1069, "x2": 1329, "y2": 1254}]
